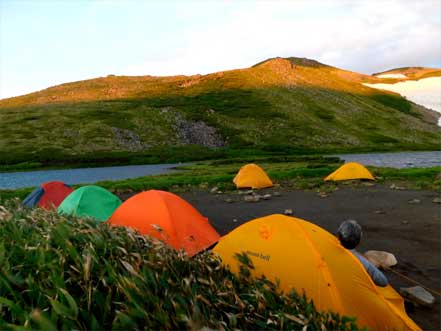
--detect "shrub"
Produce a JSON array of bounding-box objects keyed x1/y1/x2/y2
[{"x1": 0, "y1": 202, "x2": 359, "y2": 330}]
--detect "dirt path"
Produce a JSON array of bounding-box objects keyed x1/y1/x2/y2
[{"x1": 176, "y1": 185, "x2": 441, "y2": 330}]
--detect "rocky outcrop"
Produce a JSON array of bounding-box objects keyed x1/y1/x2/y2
[
  {"x1": 161, "y1": 108, "x2": 225, "y2": 148},
  {"x1": 112, "y1": 127, "x2": 149, "y2": 151},
  {"x1": 176, "y1": 117, "x2": 225, "y2": 148}
]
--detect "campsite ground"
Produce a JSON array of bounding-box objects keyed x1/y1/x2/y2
[{"x1": 120, "y1": 184, "x2": 441, "y2": 330}]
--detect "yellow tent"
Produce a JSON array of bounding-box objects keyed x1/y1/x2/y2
[
  {"x1": 233, "y1": 163, "x2": 273, "y2": 189},
  {"x1": 324, "y1": 162, "x2": 375, "y2": 181},
  {"x1": 212, "y1": 214, "x2": 420, "y2": 331}
]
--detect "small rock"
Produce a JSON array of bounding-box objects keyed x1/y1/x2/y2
[
  {"x1": 284, "y1": 209, "x2": 293, "y2": 216},
  {"x1": 318, "y1": 192, "x2": 328, "y2": 198},
  {"x1": 263, "y1": 194, "x2": 272, "y2": 200},
  {"x1": 390, "y1": 184, "x2": 405, "y2": 190},
  {"x1": 210, "y1": 186, "x2": 219, "y2": 193},
  {"x1": 432, "y1": 197, "x2": 441, "y2": 204},
  {"x1": 216, "y1": 191, "x2": 223, "y2": 194},
  {"x1": 363, "y1": 182, "x2": 375, "y2": 187},
  {"x1": 273, "y1": 192, "x2": 281, "y2": 197},
  {"x1": 400, "y1": 286, "x2": 435, "y2": 307},
  {"x1": 401, "y1": 220, "x2": 409, "y2": 225},
  {"x1": 363, "y1": 250, "x2": 397, "y2": 268},
  {"x1": 245, "y1": 190, "x2": 254, "y2": 195},
  {"x1": 408, "y1": 199, "x2": 421, "y2": 204},
  {"x1": 225, "y1": 198, "x2": 233, "y2": 203},
  {"x1": 233, "y1": 219, "x2": 238, "y2": 223},
  {"x1": 244, "y1": 195, "x2": 260, "y2": 202},
  {"x1": 374, "y1": 210, "x2": 386, "y2": 214}
]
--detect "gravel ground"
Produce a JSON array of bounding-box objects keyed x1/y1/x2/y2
[{"x1": 178, "y1": 184, "x2": 441, "y2": 330}]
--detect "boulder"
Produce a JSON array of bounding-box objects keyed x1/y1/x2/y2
[
  {"x1": 400, "y1": 286, "x2": 435, "y2": 307},
  {"x1": 363, "y1": 250, "x2": 397, "y2": 268}
]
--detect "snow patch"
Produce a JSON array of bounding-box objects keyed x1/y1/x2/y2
[{"x1": 376, "y1": 73, "x2": 407, "y2": 79}]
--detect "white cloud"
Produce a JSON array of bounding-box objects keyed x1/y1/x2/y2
[
  {"x1": 1, "y1": 0, "x2": 440, "y2": 98},
  {"x1": 123, "y1": 0, "x2": 440, "y2": 78}
]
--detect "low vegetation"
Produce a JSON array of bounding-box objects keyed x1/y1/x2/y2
[
  {"x1": 1, "y1": 156, "x2": 439, "y2": 202},
  {"x1": 0, "y1": 202, "x2": 359, "y2": 330}
]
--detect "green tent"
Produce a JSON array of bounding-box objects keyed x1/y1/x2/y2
[{"x1": 58, "y1": 185, "x2": 122, "y2": 222}]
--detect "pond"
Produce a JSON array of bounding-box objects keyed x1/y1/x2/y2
[
  {"x1": 1, "y1": 151, "x2": 440, "y2": 189},
  {"x1": 334, "y1": 151, "x2": 441, "y2": 169},
  {"x1": 0, "y1": 163, "x2": 183, "y2": 189}
]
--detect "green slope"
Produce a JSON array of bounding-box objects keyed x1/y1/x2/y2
[{"x1": 0, "y1": 57, "x2": 440, "y2": 167}]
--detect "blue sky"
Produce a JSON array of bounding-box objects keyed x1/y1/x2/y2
[{"x1": 1, "y1": 0, "x2": 440, "y2": 99}]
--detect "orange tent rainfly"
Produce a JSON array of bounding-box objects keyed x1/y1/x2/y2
[
  {"x1": 233, "y1": 163, "x2": 273, "y2": 189},
  {"x1": 107, "y1": 190, "x2": 220, "y2": 257},
  {"x1": 213, "y1": 214, "x2": 420, "y2": 331},
  {"x1": 324, "y1": 162, "x2": 375, "y2": 181}
]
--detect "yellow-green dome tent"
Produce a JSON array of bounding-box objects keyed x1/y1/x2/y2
[
  {"x1": 233, "y1": 163, "x2": 273, "y2": 189},
  {"x1": 213, "y1": 214, "x2": 420, "y2": 331},
  {"x1": 324, "y1": 162, "x2": 375, "y2": 181}
]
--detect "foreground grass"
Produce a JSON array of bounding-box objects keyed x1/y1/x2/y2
[
  {"x1": 0, "y1": 156, "x2": 439, "y2": 202},
  {"x1": 0, "y1": 201, "x2": 359, "y2": 330}
]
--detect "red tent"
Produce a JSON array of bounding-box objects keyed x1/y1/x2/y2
[{"x1": 22, "y1": 181, "x2": 74, "y2": 209}]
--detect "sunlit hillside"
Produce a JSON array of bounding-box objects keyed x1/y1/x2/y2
[{"x1": 0, "y1": 57, "x2": 440, "y2": 167}]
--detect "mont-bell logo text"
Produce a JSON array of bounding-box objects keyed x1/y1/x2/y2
[{"x1": 245, "y1": 250, "x2": 271, "y2": 261}]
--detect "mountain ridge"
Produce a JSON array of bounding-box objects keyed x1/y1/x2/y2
[
  {"x1": 0, "y1": 56, "x2": 440, "y2": 167},
  {"x1": 370, "y1": 67, "x2": 441, "y2": 82},
  {"x1": 0, "y1": 57, "x2": 374, "y2": 105}
]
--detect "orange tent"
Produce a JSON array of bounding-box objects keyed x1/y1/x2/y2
[
  {"x1": 324, "y1": 162, "x2": 375, "y2": 181},
  {"x1": 233, "y1": 163, "x2": 273, "y2": 189},
  {"x1": 213, "y1": 214, "x2": 420, "y2": 331},
  {"x1": 107, "y1": 190, "x2": 220, "y2": 257}
]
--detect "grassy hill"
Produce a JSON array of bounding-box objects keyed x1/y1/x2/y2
[{"x1": 0, "y1": 57, "x2": 440, "y2": 168}]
